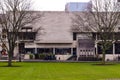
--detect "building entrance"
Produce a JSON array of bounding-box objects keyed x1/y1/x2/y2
[{"x1": 77, "y1": 39, "x2": 95, "y2": 60}]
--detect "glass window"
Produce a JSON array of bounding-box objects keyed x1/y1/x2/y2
[
  {"x1": 55, "y1": 48, "x2": 71, "y2": 55},
  {"x1": 25, "y1": 48, "x2": 35, "y2": 54},
  {"x1": 37, "y1": 48, "x2": 53, "y2": 54},
  {"x1": 73, "y1": 33, "x2": 76, "y2": 40},
  {"x1": 73, "y1": 48, "x2": 76, "y2": 55}
]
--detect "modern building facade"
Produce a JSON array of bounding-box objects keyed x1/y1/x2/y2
[
  {"x1": 23, "y1": 12, "x2": 74, "y2": 60},
  {"x1": 65, "y1": 2, "x2": 92, "y2": 12},
  {"x1": 0, "y1": 11, "x2": 120, "y2": 61}
]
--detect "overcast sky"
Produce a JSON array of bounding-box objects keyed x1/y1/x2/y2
[{"x1": 32, "y1": 0, "x2": 90, "y2": 11}]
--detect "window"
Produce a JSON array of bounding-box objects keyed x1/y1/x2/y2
[
  {"x1": 37, "y1": 48, "x2": 53, "y2": 54},
  {"x1": 2, "y1": 35, "x2": 6, "y2": 39},
  {"x1": 18, "y1": 32, "x2": 36, "y2": 40},
  {"x1": 19, "y1": 43, "x2": 25, "y2": 53},
  {"x1": 73, "y1": 32, "x2": 76, "y2": 40},
  {"x1": 21, "y1": 27, "x2": 32, "y2": 32},
  {"x1": 2, "y1": 29, "x2": 7, "y2": 39},
  {"x1": 73, "y1": 48, "x2": 76, "y2": 55},
  {"x1": 118, "y1": 27, "x2": 120, "y2": 30},
  {"x1": 55, "y1": 48, "x2": 71, "y2": 55}
]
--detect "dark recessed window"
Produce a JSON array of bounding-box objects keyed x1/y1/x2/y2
[
  {"x1": 73, "y1": 32, "x2": 76, "y2": 40},
  {"x1": 118, "y1": 27, "x2": 120, "y2": 30},
  {"x1": 2, "y1": 35, "x2": 6, "y2": 39},
  {"x1": 73, "y1": 48, "x2": 76, "y2": 55},
  {"x1": 118, "y1": 0, "x2": 120, "y2": 2},
  {"x1": 2, "y1": 29, "x2": 7, "y2": 39}
]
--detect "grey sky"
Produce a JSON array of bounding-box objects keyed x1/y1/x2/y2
[{"x1": 32, "y1": 0, "x2": 90, "y2": 11}]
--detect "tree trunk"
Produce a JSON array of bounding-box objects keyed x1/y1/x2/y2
[
  {"x1": 19, "y1": 53, "x2": 21, "y2": 62},
  {"x1": 8, "y1": 51, "x2": 13, "y2": 67},
  {"x1": 102, "y1": 50, "x2": 106, "y2": 65}
]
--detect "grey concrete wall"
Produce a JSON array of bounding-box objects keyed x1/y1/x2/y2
[{"x1": 32, "y1": 11, "x2": 73, "y2": 43}]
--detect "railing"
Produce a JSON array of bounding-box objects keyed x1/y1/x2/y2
[{"x1": 78, "y1": 55, "x2": 101, "y2": 61}]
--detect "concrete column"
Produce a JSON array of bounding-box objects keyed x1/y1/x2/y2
[
  {"x1": 77, "y1": 48, "x2": 79, "y2": 61},
  {"x1": 95, "y1": 42, "x2": 98, "y2": 55},
  {"x1": 113, "y1": 43, "x2": 115, "y2": 60},
  {"x1": 71, "y1": 48, "x2": 73, "y2": 55},
  {"x1": 77, "y1": 41, "x2": 79, "y2": 61},
  {"x1": 34, "y1": 44, "x2": 37, "y2": 54},
  {"x1": 95, "y1": 33, "x2": 98, "y2": 55},
  {"x1": 53, "y1": 48, "x2": 55, "y2": 55},
  {"x1": 96, "y1": 33, "x2": 98, "y2": 40}
]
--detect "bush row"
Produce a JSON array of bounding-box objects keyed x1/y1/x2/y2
[{"x1": 29, "y1": 53, "x2": 56, "y2": 60}]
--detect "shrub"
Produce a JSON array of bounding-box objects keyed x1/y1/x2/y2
[
  {"x1": 39, "y1": 54, "x2": 46, "y2": 60},
  {"x1": 29, "y1": 53, "x2": 35, "y2": 59},
  {"x1": 38, "y1": 53, "x2": 56, "y2": 60}
]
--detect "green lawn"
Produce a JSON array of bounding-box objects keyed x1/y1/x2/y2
[{"x1": 0, "y1": 62, "x2": 120, "y2": 80}]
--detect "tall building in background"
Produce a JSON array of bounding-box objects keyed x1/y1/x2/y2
[
  {"x1": 65, "y1": 1, "x2": 92, "y2": 12},
  {"x1": 65, "y1": 0, "x2": 120, "y2": 12}
]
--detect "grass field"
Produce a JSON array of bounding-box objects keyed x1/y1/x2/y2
[{"x1": 0, "y1": 62, "x2": 120, "y2": 80}]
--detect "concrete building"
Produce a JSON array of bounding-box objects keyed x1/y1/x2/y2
[
  {"x1": 0, "y1": 11, "x2": 120, "y2": 61},
  {"x1": 23, "y1": 12, "x2": 74, "y2": 60}
]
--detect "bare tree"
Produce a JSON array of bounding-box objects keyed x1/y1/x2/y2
[
  {"x1": 0, "y1": 0, "x2": 42, "y2": 66},
  {"x1": 72, "y1": 0, "x2": 120, "y2": 64}
]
